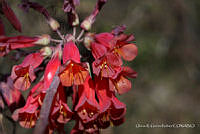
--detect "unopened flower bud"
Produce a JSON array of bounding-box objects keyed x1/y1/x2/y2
[
  {"x1": 48, "y1": 18, "x2": 60, "y2": 31},
  {"x1": 34, "y1": 34, "x2": 50, "y2": 45},
  {"x1": 40, "y1": 46, "x2": 52, "y2": 57},
  {"x1": 81, "y1": 16, "x2": 93, "y2": 31},
  {"x1": 71, "y1": 12, "x2": 79, "y2": 26},
  {"x1": 83, "y1": 33, "x2": 94, "y2": 50}
]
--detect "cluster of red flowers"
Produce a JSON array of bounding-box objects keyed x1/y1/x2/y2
[{"x1": 0, "y1": 0, "x2": 138, "y2": 134}]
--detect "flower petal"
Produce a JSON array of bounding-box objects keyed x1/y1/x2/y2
[
  {"x1": 95, "y1": 33, "x2": 113, "y2": 48},
  {"x1": 110, "y1": 96, "x2": 126, "y2": 120},
  {"x1": 119, "y1": 43, "x2": 138, "y2": 61},
  {"x1": 44, "y1": 53, "x2": 60, "y2": 89},
  {"x1": 63, "y1": 41, "x2": 80, "y2": 64},
  {"x1": 114, "y1": 76, "x2": 132, "y2": 94},
  {"x1": 21, "y1": 53, "x2": 44, "y2": 68},
  {"x1": 59, "y1": 62, "x2": 88, "y2": 87},
  {"x1": 91, "y1": 42, "x2": 107, "y2": 59},
  {"x1": 122, "y1": 66, "x2": 137, "y2": 78},
  {"x1": 75, "y1": 76, "x2": 99, "y2": 123}
]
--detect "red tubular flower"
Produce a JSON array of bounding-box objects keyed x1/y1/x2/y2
[
  {"x1": 0, "y1": 35, "x2": 50, "y2": 57},
  {"x1": 111, "y1": 34, "x2": 138, "y2": 61},
  {"x1": 109, "y1": 66, "x2": 137, "y2": 94},
  {"x1": 71, "y1": 81, "x2": 126, "y2": 133},
  {"x1": 11, "y1": 52, "x2": 44, "y2": 91},
  {"x1": 11, "y1": 64, "x2": 35, "y2": 91},
  {"x1": 63, "y1": 41, "x2": 80, "y2": 64},
  {"x1": 95, "y1": 76, "x2": 126, "y2": 128},
  {"x1": 47, "y1": 84, "x2": 73, "y2": 134},
  {"x1": 59, "y1": 41, "x2": 89, "y2": 87},
  {"x1": 0, "y1": 77, "x2": 25, "y2": 113},
  {"x1": 97, "y1": 96, "x2": 126, "y2": 128},
  {"x1": 15, "y1": 51, "x2": 63, "y2": 132},
  {"x1": 12, "y1": 81, "x2": 45, "y2": 128},
  {"x1": 44, "y1": 52, "x2": 61, "y2": 89},
  {"x1": 94, "y1": 33, "x2": 114, "y2": 49},
  {"x1": 9, "y1": 35, "x2": 51, "y2": 49},
  {"x1": 71, "y1": 119, "x2": 100, "y2": 134},
  {"x1": 75, "y1": 76, "x2": 100, "y2": 123},
  {"x1": 92, "y1": 52, "x2": 122, "y2": 79},
  {"x1": 94, "y1": 77, "x2": 112, "y2": 129},
  {"x1": 90, "y1": 33, "x2": 114, "y2": 59},
  {"x1": 50, "y1": 84, "x2": 73, "y2": 124},
  {"x1": 109, "y1": 95, "x2": 126, "y2": 121}
]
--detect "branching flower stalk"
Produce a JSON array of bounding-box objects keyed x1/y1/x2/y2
[{"x1": 0, "y1": 0, "x2": 138, "y2": 134}]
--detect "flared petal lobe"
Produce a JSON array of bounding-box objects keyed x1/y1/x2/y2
[
  {"x1": 10, "y1": 53, "x2": 44, "y2": 91},
  {"x1": 59, "y1": 61, "x2": 88, "y2": 87},
  {"x1": 75, "y1": 76, "x2": 99, "y2": 123},
  {"x1": 118, "y1": 43, "x2": 138, "y2": 61},
  {"x1": 109, "y1": 67, "x2": 137, "y2": 94}
]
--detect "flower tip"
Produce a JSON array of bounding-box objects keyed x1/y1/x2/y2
[
  {"x1": 72, "y1": 13, "x2": 79, "y2": 26},
  {"x1": 48, "y1": 18, "x2": 60, "y2": 31},
  {"x1": 83, "y1": 33, "x2": 94, "y2": 50},
  {"x1": 40, "y1": 46, "x2": 52, "y2": 57},
  {"x1": 35, "y1": 34, "x2": 51, "y2": 45},
  {"x1": 81, "y1": 17, "x2": 92, "y2": 31}
]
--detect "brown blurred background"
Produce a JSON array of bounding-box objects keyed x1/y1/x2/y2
[{"x1": 0, "y1": 0, "x2": 200, "y2": 134}]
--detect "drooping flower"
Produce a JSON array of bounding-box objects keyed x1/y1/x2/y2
[
  {"x1": 75, "y1": 76, "x2": 99, "y2": 123},
  {"x1": 85, "y1": 32, "x2": 136, "y2": 79},
  {"x1": 109, "y1": 66, "x2": 137, "y2": 94},
  {"x1": 12, "y1": 81, "x2": 45, "y2": 128},
  {"x1": 50, "y1": 84, "x2": 73, "y2": 124},
  {"x1": 95, "y1": 76, "x2": 126, "y2": 128},
  {"x1": 43, "y1": 52, "x2": 61, "y2": 89},
  {"x1": 11, "y1": 52, "x2": 44, "y2": 91},
  {"x1": 41, "y1": 52, "x2": 73, "y2": 133},
  {"x1": 92, "y1": 52, "x2": 122, "y2": 79},
  {"x1": 0, "y1": 35, "x2": 50, "y2": 57},
  {"x1": 111, "y1": 34, "x2": 138, "y2": 61},
  {"x1": 71, "y1": 119, "x2": 100, "y2": 134},
  {"x1": 47, "y1": 84, "x2": 73, "y2": 134},
  {"x1": 0, "y1": 77, "x2": 25, "y2": 113},
  {"x1": 91, "y1": 33, "x2": 114, "y2": 59},
  {"x1": 59, "y1": 41, "x2": 89, "y2": 87}
]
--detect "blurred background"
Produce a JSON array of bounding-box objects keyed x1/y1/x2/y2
[{"x1": 0, "y1": 0, "x2": 200, "y2": 134}]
